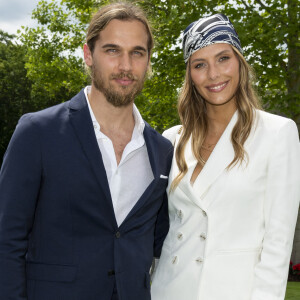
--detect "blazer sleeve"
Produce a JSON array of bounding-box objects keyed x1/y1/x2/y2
[
  {"x1": 153, "y1": 189, "x2": 170, "y2": 258},
  {"x1": 0, "y1": 114, "x2": 42, "y2": 300},
  {"x1": 251, "y1": 120, "x2": 300, "y2": 300},
  {"x1": 153, "y1": 139, "x2": 173, "y2": 258}
]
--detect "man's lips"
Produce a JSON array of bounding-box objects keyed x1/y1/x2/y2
[
  {"x1": 206, "y1": 81, "x2": 229, "y2": 92},
  {"x1": 111, "y1": 73, "x2": 137, "y2": 86},
  {"x1": 114, "y1": 78, "x2": 134, "y2": 86}
]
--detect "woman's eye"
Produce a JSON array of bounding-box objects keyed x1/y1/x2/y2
[
  {"x1": 195, "y1": 63, "x2": 205, "y2": 69},
  {"x1": 219, "y1": 56, "x2": 230, "y2": 62}
]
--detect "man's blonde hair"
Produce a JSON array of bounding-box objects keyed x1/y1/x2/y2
[{"x1": 86, "y1": 2, "x2": 154, "y2": 56}]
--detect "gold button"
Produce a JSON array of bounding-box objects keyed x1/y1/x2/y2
[
  {"x1": 172, "y1": 256, "x2": 178, "y2": 264},
  {"x1": 177, "y1": 232, "x2": 183, "y2": 240},
  {"x1": 196, "y1": 257, "x2": 203, "y2": 263},
  {"x1": 177, "y1": 210, "x2": 183, "y2": 219},
  {"x1": 200, "y1": 233, "x2": 206, "y2": 240}
]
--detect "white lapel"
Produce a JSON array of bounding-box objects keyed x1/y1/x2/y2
[
  {"x1": 174, "y1": 111, "x2": 238, "y2": 210},
  {"x1": 169, "y1": 111, "x2": 238, "y2": 210},
  {"x1": 192, "y1": 111, "x2": 238, "y2": 204},
  {"x1": 174, "y1": 135, "x2": 199, "y2": 205}
]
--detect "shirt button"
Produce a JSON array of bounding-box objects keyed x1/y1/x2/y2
[
  {"x1": 115, "y1": 231, "x2": 121, "y2": 238},
  {"x1": 196, "y1": 257, "x2": 203, "y2": 264},
  {"x1": 172, "y1": 256, "x2": 178, "y2": 265},
  {"x1": 93, "y1": 124, "x2": 97, "y2": 129},
  {"x1": 200, "y1": 233, "x2": 206, "y2": 240},
  {"x1": 202, "y1": 210, "x2": 207, "y2": 217},
  {"x1": 177, "y1": 232, "x2": 183, "y2": 240}
]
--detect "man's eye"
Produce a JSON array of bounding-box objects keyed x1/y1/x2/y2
[
  {"x1": 133, "y1": 51, "x2": 143, "y2": 56},
  {"x1": 106, "y1": 49, "x2": 118, "y2": 53}
]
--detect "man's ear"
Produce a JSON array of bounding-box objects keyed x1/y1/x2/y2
[{"x1": 83, "y1": 44, "x2": 93, "y2": 67}]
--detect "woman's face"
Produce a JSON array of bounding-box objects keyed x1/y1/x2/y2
[{"x1": 190, "y1": 43, "x2": 240, "y2": 108}]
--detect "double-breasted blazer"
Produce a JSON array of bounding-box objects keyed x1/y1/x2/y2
[
  {"x1": 151, "y1": 110, "x2": 300, "y2": 300},
  {"x1": 0, "y1": 89, "x2": 173, "y2": 300}
]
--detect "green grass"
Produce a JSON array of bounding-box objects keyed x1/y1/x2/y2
[{"x1": 285, "y1": 282, "x2": 300, "y2": 300}]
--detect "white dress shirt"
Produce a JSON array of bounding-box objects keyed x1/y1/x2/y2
[{"x1": 84, "y1": 86, "x2": 154, "y2": 226}]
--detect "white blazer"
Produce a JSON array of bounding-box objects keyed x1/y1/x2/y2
[{"x1": 151, "y1": 110, "x2": 300, "y2": 300}]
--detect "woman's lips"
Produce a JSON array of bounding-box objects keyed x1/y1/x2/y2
[{"x1": 206, "y1": 81, "x2": 228, "y2": 92}]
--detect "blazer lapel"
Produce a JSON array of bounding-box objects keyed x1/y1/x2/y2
[
  {"x1": 191, "y1": 111, "x2": 237, "y2": 205},
  {"x1": 175, "y1": 111, "x2": 237, "y2": 210},
  {"x1": 68, "y1": 90, "x2": 113, "y2": 207},
  {"x1": 174, "y1": 135, "x2": 199, "y2": 203},
  {"x1": 119, "y1": 124, "x2": 160, "y2": 227},
  {"x1": 143, "y1": 124, "x2": 160, "y2": 180}
]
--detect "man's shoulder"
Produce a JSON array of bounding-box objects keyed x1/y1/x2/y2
[
  {"x1": 18, "y1": 101, "x2": 70, "y2": 130},
  {"x1": 144, "y1": 122, "x2": 173, "y2": 148},
  {"x1": 19, "y1": 89, "x2": 85, "y2": 127}
]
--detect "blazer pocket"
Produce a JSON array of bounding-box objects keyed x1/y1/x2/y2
[
  {"x1": 26, "y1": 262, "x2": 77, "y2": 282},
  {"x1": 215, "y1": 247, "x2": 262, "y2": 255}
]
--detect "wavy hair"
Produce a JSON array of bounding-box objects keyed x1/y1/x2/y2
[
  {"x1": 86, "y1": 2, "x2": 153, "y2": 55},
  {"x1": 171, "y1": 46, "x2": 261, "y2": 191}
]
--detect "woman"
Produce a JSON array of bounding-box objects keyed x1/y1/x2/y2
[{"x1": 151, "y1": 14, "x2": 300, "y2": 300}]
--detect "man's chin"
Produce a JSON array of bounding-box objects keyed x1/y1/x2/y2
[
  {"x1": 108, "y1": 97, "x2": 134, "y2": 108},
  {"x1": 106, "y1": 91, "x2": 136, "y2": 107}
]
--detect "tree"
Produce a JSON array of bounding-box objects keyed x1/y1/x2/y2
[
  {"x1": 20, "y1": 0, "x2": 299, "y2": 132},
  {"x1": 141, "y1": 0, "x2": 300, "y2": 129},
  {"x1": 0, "y1": 30, "x2": 32, "y2": 162}
]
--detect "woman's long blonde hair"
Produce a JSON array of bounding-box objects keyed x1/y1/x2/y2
[{"x1": 171, "y1": 46, "x2": 261, "y2": 190}]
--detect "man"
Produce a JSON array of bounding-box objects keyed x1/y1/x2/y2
[{"x1": 0, "y1": 2, "x2": 173, "y2": 300}]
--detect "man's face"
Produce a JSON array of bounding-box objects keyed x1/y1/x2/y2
[{"x1": 84, "y1": 19, "x2": 150, "y2": 107}]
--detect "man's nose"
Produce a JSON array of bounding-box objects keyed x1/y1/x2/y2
[{"x1": 118, "y1": 53, "x2": 132, "y2": 72}]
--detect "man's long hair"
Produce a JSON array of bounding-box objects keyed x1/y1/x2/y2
[{"x1": 86, "y1": 2, "x2": 154, "y2": 55}]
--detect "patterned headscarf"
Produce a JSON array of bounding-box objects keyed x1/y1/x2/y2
[{"x1": 182, "y1": 14, "x2": 243, "y2": 63}]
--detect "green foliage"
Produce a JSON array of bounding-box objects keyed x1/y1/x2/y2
[
  {"x1": 20, "y1": 0, "x2": 89, "y2": 102},
  {"x1": 140, "y1": 0, "x2": 300, "y2": 129},
  {"x1": 18, "y1": 0, "x2": 300, "y2": 132},
  {"x1": 0, "y1": 30, "x2": 32, "y2": 162}
]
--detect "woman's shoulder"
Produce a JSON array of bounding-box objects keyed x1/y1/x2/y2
[
  {"x1": 255, "y1": 109, "x2": 298, "y2": 133},
  {"x1": 162, "y1": 125, "x2": 182, "y2": 144}
]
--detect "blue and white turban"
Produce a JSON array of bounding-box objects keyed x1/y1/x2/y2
[{"x1": 182, "y1": 14, "x2": 243, "y2": 63}]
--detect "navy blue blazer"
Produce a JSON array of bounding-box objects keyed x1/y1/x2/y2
[{"x1": 0, "y1": 90, "x2": 173, "y2": 300}]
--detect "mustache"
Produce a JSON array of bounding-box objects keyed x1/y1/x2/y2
[{"x1": 110, "y1": 72, "x2": 138, "y2": 81}]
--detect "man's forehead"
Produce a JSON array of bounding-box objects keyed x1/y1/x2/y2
[{"x1": 96, "y1": 19, "x2": 148, "y2": 48}]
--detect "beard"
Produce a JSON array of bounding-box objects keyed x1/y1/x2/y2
[{"x1": 91, "y1": 64, "x2": 146, "y2": 107}]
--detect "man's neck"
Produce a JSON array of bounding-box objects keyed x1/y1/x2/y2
[
  {"x1": 87, "y1": 85, "x2": 135, "y2": 135},
  {"x1": 87, "y1": 85, "x2": 136, "y2": 165}
]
